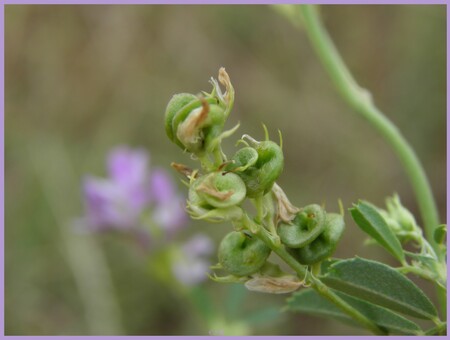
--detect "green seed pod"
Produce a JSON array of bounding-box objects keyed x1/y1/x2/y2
[
  {"x1": 278, "y1": 204, "x2": 327, "y2": 248},
  {"x1": 188, "y1": 179, "x2": 215, "y2": 217},
  {"x1": 288, "y1": 213, "x2": 345, "y2": 265},
  {"x1": 218, "y1": 231, "x2": 271, "y2": 276},
  {"x1": 187, "y1": 172, "x2": 246, "y2": 222},
  {"x1": 229, "y1": 147, "x2": 258, "y2": 171},
  {"x1": 194, "y1": 172, "x2": 246, "y2": 208},
  {"x1": 228, "y1": 140, "x2": 284, "y2": 198},
  {"x1": 164, "y1": 94, "x2": 226, "y2": 154},
  {"x1": 165, "y1": 93, "x2": 197, "y2": 142}
]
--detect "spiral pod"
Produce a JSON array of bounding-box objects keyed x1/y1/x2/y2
[
  {"x1": 228, "y1": 140, "x2": 284, "y2": 198},
  {"x1": 218, "y1": 231, "x2": 271, "y2": 276},
  {"x1": 195, "y1": 172, "x2": 246, "y2": 208},
  {"x1": 187, "y1": 172, "x2": 247, "y2": 221},
  {"x1": 165, "y1": 93, "x2": 226, "y2": 154},
  {"x1": 165, "y1": 93, "x2": 197, "y2": 142},
  {"x1": 278, "y1": 204, "x2": 327, "y2": 248},
  {"x1": 287, "y1": 213, "x2": 345, "y2": 265},
  {"x1": 188, "y1": 180, "x2": 214, "y2": 218}
]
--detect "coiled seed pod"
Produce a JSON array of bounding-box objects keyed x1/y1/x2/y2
[
  {"x1": 194, "y1": 172, "x2": 246, "y2": 208},
  {"x1": 230, "y1": 147, "x2": 258, "y2": 171},
  {"x1": 165, "y1": 94, "x2": 226, "y2": 154},
  {"x1": 288, "y1": 213, "x2": 345, "y2": 265},
  {"x1": 228, "y1": 140, "x2": 284, "y2": 198},
  {"x1": 218, "y1": 231, "x2": 271, "y2": 276},
  {"x1": 188, "y1": 180, "x2": 215, "y2": 218},
  {"x1": 187, "y1": 172, "x2": 247, "y2": 221},
  {"x1": 278, "y1": 204, "x2": 327, "y2": 248},
  {"x1": 165, "y1": 93, "x2": 197, "y2": 142}
]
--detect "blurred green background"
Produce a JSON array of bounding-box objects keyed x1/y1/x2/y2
[{"x1": 5, "y1": 4, "x2": 446, "y2": 335}]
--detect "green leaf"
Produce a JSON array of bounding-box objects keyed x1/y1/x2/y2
[
  {"x1": 350, "y1": 200, "x2": 405, "y2": 263},
  {"x1": 320, "y1": 257, "x2": 437, "y2": 320},
  {"x1": 287, "y1": 289, "x2": 422, "y2": 335}
]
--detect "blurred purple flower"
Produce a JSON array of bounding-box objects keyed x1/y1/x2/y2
[
  {"x1": 172, "y1": 234, "x2": 214, "y2": 286},
  {"x1": 107, "y1": 147, "x2": 152, "y2": 210},
  {"x1": 83, "y1": 177, "x2": 139, "y2": 231},
  {"x1": 82, "y1": 146, "x2": 187, "y2": 234},
  {"x1": 150, "y1": 169, "x2": 188, "y2": 236}
]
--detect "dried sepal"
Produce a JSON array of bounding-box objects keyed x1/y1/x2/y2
[
  {"x1": 171, "y1": 162, "x2": 195, "y2": 178},
  {"x1": 272, "y1": 183, "x2": 300, "y2": 224},
  {"x1": 244, "y1": 275, "x2": 303, "y2": 294}
]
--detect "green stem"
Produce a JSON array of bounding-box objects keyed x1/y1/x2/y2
[
  {"x1": 213, "y1": 147, "x2": 224, "y2": 167},
  {"x1": 253, "y1": 195, "x2": 265, "y2": 224},
  {"x1": 297, "y1": 5, "x2": 441, "y2": 261},
  {"x1": 198, "y1": 154, "x2": 216, "y2": 171},
  {"x1": 254, "y1": 226, "x2": 385, "y2": 335},
  {"x1": 310, "y1": 277, "x2": 386, "y2": 335}
]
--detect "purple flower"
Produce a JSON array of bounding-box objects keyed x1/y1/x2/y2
[
  {"x1": 172, "y1": 234, "x2": 214, "y2": 286},
  {"x1": 83, "y1": 177, "x2": 139, "y2": 230},
  {"x1": 150, "y1": 169, "x2": 188, "y2": 235},
  {"x1": 82, "y1": 146, "x2": 187, "y2": 234},
  {"x1": 107, "y1": 147, "x2": 152, "y2": 210}
]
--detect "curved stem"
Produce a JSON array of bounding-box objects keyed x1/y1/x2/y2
[
  {"x1": 198, "y1": 154, "x2": 215, "y2": 172},
  {"x1": 296, "y1": 5, "x2": 441, "y2": 260},
  {"x1": 254, "y1": 225, "x2": 385, "y2": 335}
]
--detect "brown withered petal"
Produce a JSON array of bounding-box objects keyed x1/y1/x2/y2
[
  {"x1": 171, "y1": 162, "x2": 195, "y2": 178},
  {"x1": 244, "y1": 275, "x2": 303, "y2": 294},
  {"x1": 176, "y1": 98, "x2": 209, "y2": 147},
  {"x1": 218, "y1": 67, "x2": 232, "y2": 104},
  {"x1": 272, "y1": 183, "x2": 300, "y2": 224},
  {"x1": 196, "y1": 181, "x2": 234, "y2": 201}
]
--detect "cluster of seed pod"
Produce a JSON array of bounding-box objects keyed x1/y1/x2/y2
[
  {"x1": 216, "y1": 205, "x2": 345, "y2": 278},
  {"x1": 279, "y1": 205, "x2": 345, "y2": 265},
  {"x1": 164, "y1": 69, "x2": 345, "y2": 293}
]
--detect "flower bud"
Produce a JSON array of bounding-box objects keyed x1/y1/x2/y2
[
  {"x1": 278, "y1": 204, "x2": 327, "y2": 248},
  {"x1": 385, "y1": 194, "x2": 417, "y2": 233},
  {"x1": 218, "y1": 231, "x2": 271, "y2": 276},
  {"x1": 376, "y1": 195, "x2": 420, "y2": 243},
  {"x1": 288, "y1": 213, "x2": 345, "y2": 265}
]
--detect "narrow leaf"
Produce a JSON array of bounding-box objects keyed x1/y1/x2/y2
[
  {"x1": 320, "y1": 257, "x2": 437, "y2": 320},
  {"x1": 287, "y1": 288, "x2": 422, "y2": 335},
  {"x1": 350, "y1": 200, "x2": 405, "y2": 263}
]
